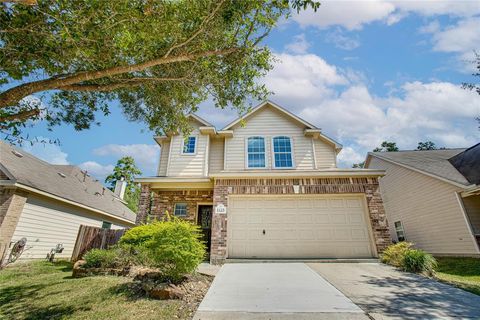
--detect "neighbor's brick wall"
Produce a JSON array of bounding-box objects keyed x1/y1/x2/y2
[
  {"x1": 211, "y1": 177, "x2": 391, "y2": 264},
  {"x1": 0, "y1": 188, "x2": 28, "y2": 264},
  {"x1": 149, "y1": 190, "x2": 213, "y2": 223},
  {"x1": 136, "y1": 184, "x2": 151, "y2": 224}
]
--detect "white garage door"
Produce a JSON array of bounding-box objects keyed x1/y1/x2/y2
[{"x1": 227, "y1": 195, "x2": 375, "y2": 259}]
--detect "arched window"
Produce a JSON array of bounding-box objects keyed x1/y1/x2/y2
[
  {"x1": 273, "y1": 136, "x2": 293, "y2": 168},
  {"x1": 247, "y1": 136, "x2": 266, "y2": 168}
]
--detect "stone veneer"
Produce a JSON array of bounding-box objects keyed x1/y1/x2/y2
[
  {"x1": 0, "y1": 187, "x2": 28, "y2": 264},
  {"x1": 210, "y1": 177, "x2": 391, "y2": 264}
]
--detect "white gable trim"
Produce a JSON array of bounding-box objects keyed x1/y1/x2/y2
[
  {"x1": 188, "y1": 113, "x2": 214, "y2": 127},
  {"x1": 222, "y1": 100, "x2": 318, "y2": 130}
]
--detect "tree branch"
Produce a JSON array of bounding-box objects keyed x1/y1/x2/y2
[
  {"x1": 59, "y1": 77, "x2": 189, "y2": 92},
  {"x1": 0, "y1": 48, "x2": 238, "y2": 108},
  {"x1": 163, "y1": 0, "x2": 226, "y2": 58},
  {"x1": 0, "y1": 108, "x2": 40, "y2": 125}
]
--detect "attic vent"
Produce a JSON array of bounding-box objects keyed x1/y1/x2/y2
[
  {"x1": 12, "y1": 150, "x2": 23, "y2": 158},
  {"x1": 57, "y1": 172, "x2": 66, "y2": 178}
]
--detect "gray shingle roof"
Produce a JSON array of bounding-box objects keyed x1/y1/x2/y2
[
  {"x1": 368, "y1": 148, "x2": 471, "y2": 187},
  {"x1": 0, "y1": 141, "x2": 136, "y2": 223}
]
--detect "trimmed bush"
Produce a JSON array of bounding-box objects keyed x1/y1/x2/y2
[
  {"x1": 403, "y1": 249, "x2": 437, "y2": 275},
  {"x1": 118, "y1": 216, "x2": 206, "y2": 283},
  {"x1": 380, "y1": 242, "x2": 413, "y2": 267},
  {"x1": 119, "y1": 222, "x2": 160, "y2": 246},
  {"x1": 84, "y1": 248, "x2": 117, "y2": 268}
]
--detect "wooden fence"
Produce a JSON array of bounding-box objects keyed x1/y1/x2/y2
[{"x1": 71, "y1": 225, "x2": 127, "y2": 262}]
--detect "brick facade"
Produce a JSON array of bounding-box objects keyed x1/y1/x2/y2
[
  {"x1": 149, "y1": 190, "x2": 213, "y2": 223},
  {"x1": 137, "y1": 177, "x2": 391, "y2": 265},
  {"x1": 0, "y1": 187, "x2": 28, "y2": 264},
  {"x1": 211, "y1": 177, "x2": 391, "y2": 264}
]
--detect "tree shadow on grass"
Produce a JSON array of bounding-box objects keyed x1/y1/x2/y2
[{"x1": 108, "y1": 281, "x2": 147, "y2": 301}]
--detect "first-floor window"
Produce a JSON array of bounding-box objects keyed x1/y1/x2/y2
[
  {"x1": 394, "y1": 221, "x2": 406, "y2": 242},
  {"x1": 174, "y1": 203, "x2": 188, "y2": 216},
  {"x1": 102, "y1": 221, "x2": 112, "y2": 229}
]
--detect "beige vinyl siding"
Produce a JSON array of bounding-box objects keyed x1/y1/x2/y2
[
  {"x1": 463, "y1": 196, "x2": 480, "y2": 235},
  {"x1": 314, "y1": 139, "x2": 336, "y2": 168},
  {"x1": 225, "y1": 106, "x2": 315, "y2": 171},
  {"x1": 167, "y1": 120, "x2": 208, "y2": 177},
  {"x1": 157, "y1": 141, "x2": 170, "y2": 176},
  {"x1": 368, "y1": 157, "x2": 478, "y2": 255},
  {"x1": 11, "y1": 194, "x2": 129, "y2": 260},
  {"x1": 209, "y1": 138, "x2": 224, "y2": 173}
]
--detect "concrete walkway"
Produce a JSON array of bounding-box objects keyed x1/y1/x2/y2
[
  {"x1": 194, "y1": 263, "x2": 366, "y2": 319},
  {"x1": 309, "y1": 262, "x2": 480, "y2": 320}
]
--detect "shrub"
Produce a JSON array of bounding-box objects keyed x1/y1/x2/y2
[
  {"x1": 119, "y1": 217, "x2": 206, "y2": 283},
  {"x1": 119, "y1": 222, "x2": 160, "y2": 246},
  {"x1": 380, "y1": 242, "x2": 413, "y2": 267},
  {"x1": 403, "y1": 249, "x2": 437, "y2": 275},
  {"x1": 83, "y1": 248, "x2": 118, "y2": 268}
]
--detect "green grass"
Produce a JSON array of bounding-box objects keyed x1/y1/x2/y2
[
  {"x1": 435, "y1": 257, "x2": 480, "y2": 296},
  {"x1": 0, "y1": 261, "x2": 192, "y2": 320}
]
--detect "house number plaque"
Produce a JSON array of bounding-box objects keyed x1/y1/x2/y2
[{"x1": 215, "y1": 204, "x2": 227, "y2": 214}]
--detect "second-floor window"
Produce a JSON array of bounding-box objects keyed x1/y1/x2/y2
[
  {"x1": 247, "y1": 136, "x2": 266, "y2": 168},
  {"x1": 182, "y1": 136, "x2": 196, "y2": 154},
  {"x1": 273, "y1": 136, "x2": 293, "y2": 168}
]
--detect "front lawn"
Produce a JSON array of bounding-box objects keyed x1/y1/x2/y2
[
  {"x1": 435, "y1": 257, "x2": 480, "y2": 296},
  {"x1": 0, "y1": 261, "x2": 204, "y2": 320}
]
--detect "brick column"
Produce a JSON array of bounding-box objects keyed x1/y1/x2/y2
[
  {"x1": 135, "y1": 184, "x2": 151, "y2": 225},
  {"x1": 365, "y1": 184, "x2": 391, "y2": 253},
  {"x1": 0, "y1": 188, "x2": 28, "y2": 265},
  {"x1": 211, "y1": 184, "x2": 228, "y2": 264}
]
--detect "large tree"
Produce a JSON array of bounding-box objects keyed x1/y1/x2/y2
[
  {"x1": 462, "y1": 51, "x2": 479, "y2": 128},
  {"x1": 105, "y1": 156, "x2": 142, "y2": 212},
  {"x1": 373, "y1": 141, "x2": 399, "y2": 152},
  {"x1": 0, "y1": 0, "x2": 319, "y2": 139},
  {"x1": 416, "y1": 141, "x2": 437, "y2": 150}
]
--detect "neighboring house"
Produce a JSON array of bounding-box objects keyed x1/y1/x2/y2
[
  {"x1": 136, "y1": 101, "x2": 391, "y2": 264},
  {"x1": 0, "y1": 142, "x2": 136, "y2": 263},
  {"x1": 365, "y1": 144, "x2": 480, "y2": 257}
]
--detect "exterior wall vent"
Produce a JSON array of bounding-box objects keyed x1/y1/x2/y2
[{"x1": 12, "y1": 150, "x2": 23, "y2": 158}]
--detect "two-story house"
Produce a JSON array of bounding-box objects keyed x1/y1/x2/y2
[{"x1": 136, "y1": 101, "x2": 390, "y2": 264}]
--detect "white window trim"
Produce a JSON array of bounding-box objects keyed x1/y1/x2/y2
[
  {"x1": 245, "y1": 136, "x2": 268, "y2": 169},
  {"x1": 271, "y1": 136, "x2": 295, "y2": 169},
  {"x1": 174, "y1": 202, "x2": 188, "y2": 216},
  {"x1": 394, "y1": 221, "x2": 406, "y2": 242},
  {"x1": 181, "y1": 135, "x2": 198, "y2": 156}
]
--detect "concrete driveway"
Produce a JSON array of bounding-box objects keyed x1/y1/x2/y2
[
  {"x1": 194, "y1": 262, "x2": 480, "y2": 320},
  {"x1": 309, "y1": 262, "x2": 480, "y2": 319}
]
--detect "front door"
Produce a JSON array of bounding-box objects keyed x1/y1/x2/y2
[{"x1": 197, "y1": 205, "x2": 213, "y2": 258}]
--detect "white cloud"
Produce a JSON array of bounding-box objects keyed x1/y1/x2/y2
[
  {"x1": 21, "y1": 139, "x2": 69, "y2": 165},
  {"x1": 299, "y1": 81, "x2": 479, "y2": 153},
  {"x1": 337, "y1": 146, "x2": 365, "y2": 167},
  {"x1": 293, "y1": 0, "x2": 396, "y2": 30},
  {"x1": 293, "y1": 0, "x2": 480, "y2": 30},
  {"x1": 92, "y1": 144, "x2": 159, "y2": 170},
  {"x1": 325, "y1": 29, "x2": 360, "y2": 50},
  {"x1": 285, "y1": 33, "x2": 311, "y2": 54},
  {"x1": 78, "y1": 161, "x2": 114, "y2": 181},
  {"x1": 428, "y1": 17, "x2": 480, "y2": 65},
  {"x1": 262, "y1": 53, "x2": 348, "y2": 106}
]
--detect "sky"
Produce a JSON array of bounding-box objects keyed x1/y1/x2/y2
[{"x1": 16, "y1": 0, "x2": 480, "y2": 181}]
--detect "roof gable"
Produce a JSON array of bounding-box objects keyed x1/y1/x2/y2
[
  {"x1": 187, "y1": 113, "x2": 214, "y2": 127},
  {"x1": 366, "y1": 149, "x2": 471, "y2": 188},
  {"x1": 0, "y1": 141, "x2": 136, "y2": 223},
  {"x1": 222, "y1": 100, "x2": 318, "y2": 130}
]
